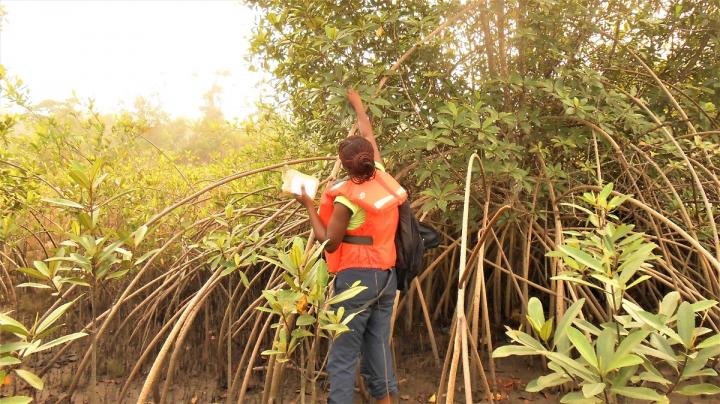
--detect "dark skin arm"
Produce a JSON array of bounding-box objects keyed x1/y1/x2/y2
[
  {"x1": 347, "y1": 88, "x2": 383, "y2": 165},
  {"x1": 295, "y1": 186, "x2": 351, "y2": 252},
  {"x1": 294, "y1": 88, "x2": 379, "y2": 251}
]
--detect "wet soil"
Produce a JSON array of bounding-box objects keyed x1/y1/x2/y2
[{"x1": 20, "y1": 326, "x2": 720, "y2": 403}]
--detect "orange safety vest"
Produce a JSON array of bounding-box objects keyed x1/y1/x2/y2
[{"x1": 318, "y1": 170, "x2": 408, "y2": 273}]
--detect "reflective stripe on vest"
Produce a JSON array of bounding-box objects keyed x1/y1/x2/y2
[{"x1": 318, "y1": 170, "x2": 408, "y2": 273}]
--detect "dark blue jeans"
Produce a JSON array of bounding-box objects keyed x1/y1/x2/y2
[{"x1": 327, "y1": 268, "x2": 398, "y2": 403}]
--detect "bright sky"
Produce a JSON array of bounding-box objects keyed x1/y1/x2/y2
[{"x1": 0, "y1": 0, "x2": 265, "y2": 120}]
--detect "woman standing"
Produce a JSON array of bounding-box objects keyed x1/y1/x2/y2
[{"x1": 294, "y1": 88, "x2": 406, "y2": 403}]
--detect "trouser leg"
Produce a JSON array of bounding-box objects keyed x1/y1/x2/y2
[
  {"x1": 327, "y1": 311, "x2": 369, "y2": 404},
  {"x1": 327, "y1": 268, "x2": 397, "y2": 403},
  {"x1": 360, "y1": 270, "x2": 398, "y2": 399},
  {"x1": 327, "y1": 270, "x2": 372, "y2": 404}
]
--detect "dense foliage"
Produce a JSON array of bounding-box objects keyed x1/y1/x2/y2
[
  {"x1": 1, "y1": 0, "x2": 719, "y2": 402},
  {"x1": 495, "y1": 184, "x2": 720, "y2": 402},
  {"x1": 247, "y1": 0, "x2": 719, "y2": 222},
  {"x1": 247, "y1": 0, "x2": 720, "y2": 400}
]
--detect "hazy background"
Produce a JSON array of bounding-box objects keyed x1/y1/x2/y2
[{"x1": 0, "y1": 0, "x2": 265, "y2": 120}]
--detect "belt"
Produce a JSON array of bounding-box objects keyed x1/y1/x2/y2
[{"x1": 342, "y1": 235, "x2": 373, "y2": 245}]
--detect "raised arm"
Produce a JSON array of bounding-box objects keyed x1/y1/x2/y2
[{"x1": 347, "y1": 88, "x2": 382, "y2": 165}]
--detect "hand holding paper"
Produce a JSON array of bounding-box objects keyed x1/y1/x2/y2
[{"x1": 281, "y1": 169, "x2": 319, "y2": 199}]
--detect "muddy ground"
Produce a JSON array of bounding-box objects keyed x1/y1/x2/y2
[{"x1": 18, "y1": 326, "x2": 719, "y2": 403}]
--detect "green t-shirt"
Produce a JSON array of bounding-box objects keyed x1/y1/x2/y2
[{"x1": 335, "y1": 162, "x2": 385, "y2": 230}]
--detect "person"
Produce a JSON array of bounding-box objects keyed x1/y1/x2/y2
[{"x1": 293, "y1": 88, "x2": 407, "y2": 403}]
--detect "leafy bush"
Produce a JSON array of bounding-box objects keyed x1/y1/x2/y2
[
  {"x1": 0, "y1": 302, "x2": 86, "y2": 403},
  {"x1": 493, "y1": 184, "x2": 720, "y2": 403},
  {"x1": 258, "y1": 237, "x2": 366, "y2": 362}
]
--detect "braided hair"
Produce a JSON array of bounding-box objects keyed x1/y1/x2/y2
[{"x1": 339, "y1": 135, "x2": 376, "y2": 184}]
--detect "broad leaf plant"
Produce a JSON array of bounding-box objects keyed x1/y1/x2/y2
[{"x1": 494, "y1": 183, "x2": 720, "y2": 403}]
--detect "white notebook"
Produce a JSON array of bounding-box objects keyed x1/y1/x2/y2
[{"x1": 281, "y1": 169, "x2": 319, "y2": 199}]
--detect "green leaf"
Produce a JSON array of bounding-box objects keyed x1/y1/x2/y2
[
  {"x1": 261, "y1": 290, "x2": 278, "y2": 306},
  {"x1": 676, "y1": 383, "x2": 720, "y2": 396},
  {"x1": 33, "y1": 261, "x2": 51, "y2": 278},
  {"x1": 558, "y1": 245, "x2": 604, "y2": 272},
  {"x1": 296, "y1": 314, "x2": 315, "y2": 326},
  {"x1": 697, "y1": 334, "x2": 720, "y2": 349},
  {"x1": 37, "y1": 332, "x2": 87, "y2": 352},
  {"x1": 551, "y1": 275, "x2": 602, "y2": 290},
  {"x1": 0, "y1": 397, "x2": 33, "y2": 404},
  {"x1": 326, "y1": 285, "x2": 367, "y2": 306},
  {"x1": 540, "y1": 318, "x2": 554, "y2": 342},
  {"x1": 0, "y1": 314, "x2": 30, "y2": 337},
  {"x1": 598, "y1": 183, "x2": 613, "y2": 207},
  {"x1": 0, "y1": 342, "x2": 32, "y2": 354},
  {"x1": 574, "y1": 319, "x2": 602, "y2": 336},
  {"x1": 559, "y1": 391, "x2": 601, "y2": 403},
  {"x1": 690, "y1": 300, "x2": 718, "y2": 312},
  {"x1": 14, "y1": 369, "x2": 44, "y2": 390},
  {"x1": 64, "y1": 278, "x2": 91, "y2": 287},
  {"x1": 607, "y1": 194, "x2": 631, "y2": 210},
  {"x1": 624, "y1": 301, "x2": 664, "y2": 330},
  {"x1": 567, "y1": 327, "x2": 598, "y2": 370},
  {"x1": 636, "y1": 370, "x2": 671, "y2": 386},
  {"x1": 607, "y1": 354, "x2": 643, "y2": 370},
  {"x1": 582, "y1": 382, "x2": 605, "y2": 398},
  {"x1": 341, "y1": 311, "x2": 360, "y2": 325},
  {"x1": 261, "y1": 349, "x2": 283, "y2": 356},
  {"x1": 554, "y1": 298, "x2": 585, "y2": 348},
  {"x1": 15, "y1": 267, "x2": 45, "y2": 280},
  {"x1": 611, "y1": 386, "x2": 665, "y2": 401},
  {"x1": 0, "y1": 356, "x2": 21, "y2": 366},
  {"x1": 596, "y1": 327, "x2": 615, "y2": 374},
  {"x1": 607, "y1": 330, "x2": 649, "y2": 371},
  {"x1": 588, "y1": 273, "x2": 617, "y2": 288},
  {"x1": 105, "y1": 269, "x2": 129, "y2": 280},
  {"x1": 36, "y1": 299, "x2": 76, "y2": 335},
  {"x1": 133, "y1": 225, "x2": 148, "y2": 247},
  {"x1": 626, "y1": 274, "x2": 652, "y2": 290},
  {"x1": 238, "y1": 270, "x2": 250, "y2": 288},
  {"x1": 677, "y1": 301, "x2": 694, "y2": 348},
  {"x1": 560, "y1": 202, "x2": 596, "y2": 218},
  {"x1": 527, "y1": 297, "x2": 545, "y2": 333},
  {"x1": 68, "y1": 167, "x2": 91, "y2": 189},
  {"x1": 368, "y1": 104, "x2": 383, "y2": 118},
  {"x1": 320, "y1": 323, "x2": 350, "y2": 332},
  {"x1": 42, "y1": 198, "x2": 84, "y2": 210},
  {"x1": 134, "y1": 248, "x2": 161, "y2": 265},
  {"x1": 17, "y1": 282, "x2": 53, "y2": 290},
  {"x1": 257, "y1": 255, "x2": 286, "y2": 271},
  {"x1": 219, "y1": 265, "x2": 236, "y2": 277},
  {"x1": 506, "y1": 330, "x2": 546, "y2": 350},
  {"x1": 681, "y1": 368, "x2": 718, "y2": 381},
  {"x1": 648, "y1": 333, "x2": 678, "y2": 366},
  {"x1": 491, "y1": 345, "x2": 540, "y2": 358},
  {"x1": 680, "y1": 349, "x2": 716, "y2": 381},
  {"x1": 545, "y1": 351, "x2": 597, "y2": 382},
  {"x1": 526, "y1": 372, "x2": 570, "y2": 392},
  {"x1": 613, "y1": 364, "x2": 639, "y2": 387},
  {"x1": 618, "y1": 243, "x2": 655, "y2": 285},
  {"x1": 324, "y1": 25, "x2": 337, "y2": 40}
]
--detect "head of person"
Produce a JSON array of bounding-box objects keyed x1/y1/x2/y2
[{"x1": 339, "y1": 135, "x2": 376, "y2": 183}]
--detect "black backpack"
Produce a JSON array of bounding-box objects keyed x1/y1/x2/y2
[{"x1": 394, "y1": 200, "x2": 441, "y2": 291}]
